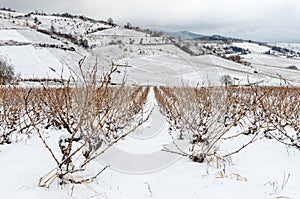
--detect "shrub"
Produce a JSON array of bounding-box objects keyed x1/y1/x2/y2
[
  {"x1": 19, "y1": 59, "x2": 152, "y2": 187},
  {"x1": 287, "y1": 65, "x2": 298, "y2": 70}
]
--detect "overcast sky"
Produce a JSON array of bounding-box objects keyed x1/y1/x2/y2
[{"x1": 2, "y1": 0, "x2": 300, "y2": 42}]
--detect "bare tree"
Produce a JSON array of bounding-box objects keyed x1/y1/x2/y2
[
  {"x1": 0, "y1": 59, "x2": 15, "y2": 85},
  {"x1": 220, "y1": 75, "x2": 233, "y2": 86}
]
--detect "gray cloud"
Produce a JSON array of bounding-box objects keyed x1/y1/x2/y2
[{"x1": 1, "y1": 0, "x2": 300, "y2": 42}]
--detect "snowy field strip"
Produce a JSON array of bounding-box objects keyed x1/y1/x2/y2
[
  {"x1": 16, "y1": 29, "x2": 63, "y2": 45},
  {"x1": 0, "y1": 29, "x2": 30, "y2": 42},
  {"x1": 0, "y1": 46, "x2": 74, "y2": 79},
  {"x1": 243, "y1": 53, "x2": 300, "y2": 68},
  {"x1": 232, "y1": 42, "x2": 271, "y2": 53}
]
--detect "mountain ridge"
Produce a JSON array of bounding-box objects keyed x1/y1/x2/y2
[{"x1": 163, "y1": 30, "x2": 205, "y2": 39}]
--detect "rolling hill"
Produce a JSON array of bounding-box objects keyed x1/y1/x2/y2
[{"x1": 0, "y1": 9, "x2": 300, "y2": 86}]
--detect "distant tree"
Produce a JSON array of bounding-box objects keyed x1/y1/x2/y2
[
  {"x1": 228, "y1": 55, "x2": 241, "y2": 63},
  {"x1": 152, "y1": 31, "x2": 163, "y2": 37},
  {"x1": 0, "y1": 59, "x2": 15, "y2": 85},
  {"x1": 287, "y1": 65, "x2": 298, "y2": 70},
  {"x1": 34, "y1": 16, "x2": 41, "y2": 25},
  {"x1": 124, "y1": 22, "x2": 132, "y2": 29},
  {"x1": 50, "y1": 24, "x2": 55, "y2": 33},
  {"x1": 129, "y1": 38, "x2": 134, "y2": 45},
  {"x1": 61, "y1": 12, "x2": 73, "y2": 18},
  {"x1": 134, "y1": 26, "x2": 141, "y2": 31},
  {"x1": 107, "y1": 18, "x2": 114, "y2": 25},
  {"x1": 220, "y1": 75, "x2": 233, "y2": 86},
  {"x1": 0, "y1": 7, "x2": 15, "y2": 12},
  {"x1": 25, "y1": 20, "x2": 30, "y2": 27},
  {"x1": 79, "y1": 38, "x2": 89, "y2": 48}
]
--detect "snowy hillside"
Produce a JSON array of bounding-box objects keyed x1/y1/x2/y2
[
  {"x1": 232, "y1": 42, "x2": 271, "y2": 53},
  {"x1": 114, "y1": 53, "x2": 269, "y2": 86},
  {"x1": 163, "y1": 30, "x2": 204, "y2": 39},
  {"x1": 0, "y1": 9, "x2": 300, "y2": 86},
  {"x1": 271, "y1": 42, "x2": 300, "y2": 53}
]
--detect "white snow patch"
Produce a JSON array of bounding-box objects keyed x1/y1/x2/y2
[
  {"x1": 0, "y1": 29, "x2": 30, "y2": 42},
  {"x1": 233, "y1": 42, "x2": 270, "y2": 53}
]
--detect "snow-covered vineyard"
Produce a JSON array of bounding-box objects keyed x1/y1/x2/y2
[{"x1": 1, "y1": 8, "x2": 300, "y2": 199}]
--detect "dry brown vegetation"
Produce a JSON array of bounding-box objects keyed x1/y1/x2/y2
[
  {"x1": 0, "y1": 87, "x2": 32, "y2": 144},
  {"x1": 0, "y1": 64, "x2": 151, "y2": 187},
  {"x1": 154, "y1": 85, "x2": 300, "y2": 163},
  {"x1": 2, "y1": 71, "x2": 300, "y2": 186}
]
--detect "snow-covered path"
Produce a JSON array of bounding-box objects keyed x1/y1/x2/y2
[{"x1": 97, "y1": 88, "x2": 190, "y2": 173}]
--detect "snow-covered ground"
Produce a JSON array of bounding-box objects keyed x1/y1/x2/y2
[
  {"x1": 0, "y1": 29, "x2": 30, "y2": 43},
  {"x1": 243, "y1": 53, "x2": 300, "y2": 83},
  {"x1": 271, "y1": 42, "x2": 300, "y2": 53},
  {"x1": 88, "y1": 27, "x2": 166, "y2": 47},
  {"x1": 114, "y1": 52, "x2": 279, "y2": 86},
  {"x1": 243, "y1": 53, "x2": 300, "y2": 68},
  {"x1": 232, "y1": 42, "x2": 271, "y2": 54},
  {"x1": 1, "y1": 10, "x2": 300, "y2": 199},
  {"x1": 1, "y1": 88, "x2": 300, "y2": 199},
  {"x1": 2, "y1": 138, "x2": 300, "y2": 199},
  {"x1": 31, "y1": 14, "x2": 111, "y2": 36},
  {"x1": 0, "y1": 45, "x2": 79, "y2": 79}
]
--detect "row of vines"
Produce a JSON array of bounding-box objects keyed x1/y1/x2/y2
[
  {"x1": 154, "y1": 86, "x2": 300, "y2": 163},
  {"x1": 0, "y1": 66, "x2": 151, "y2": 187}
]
